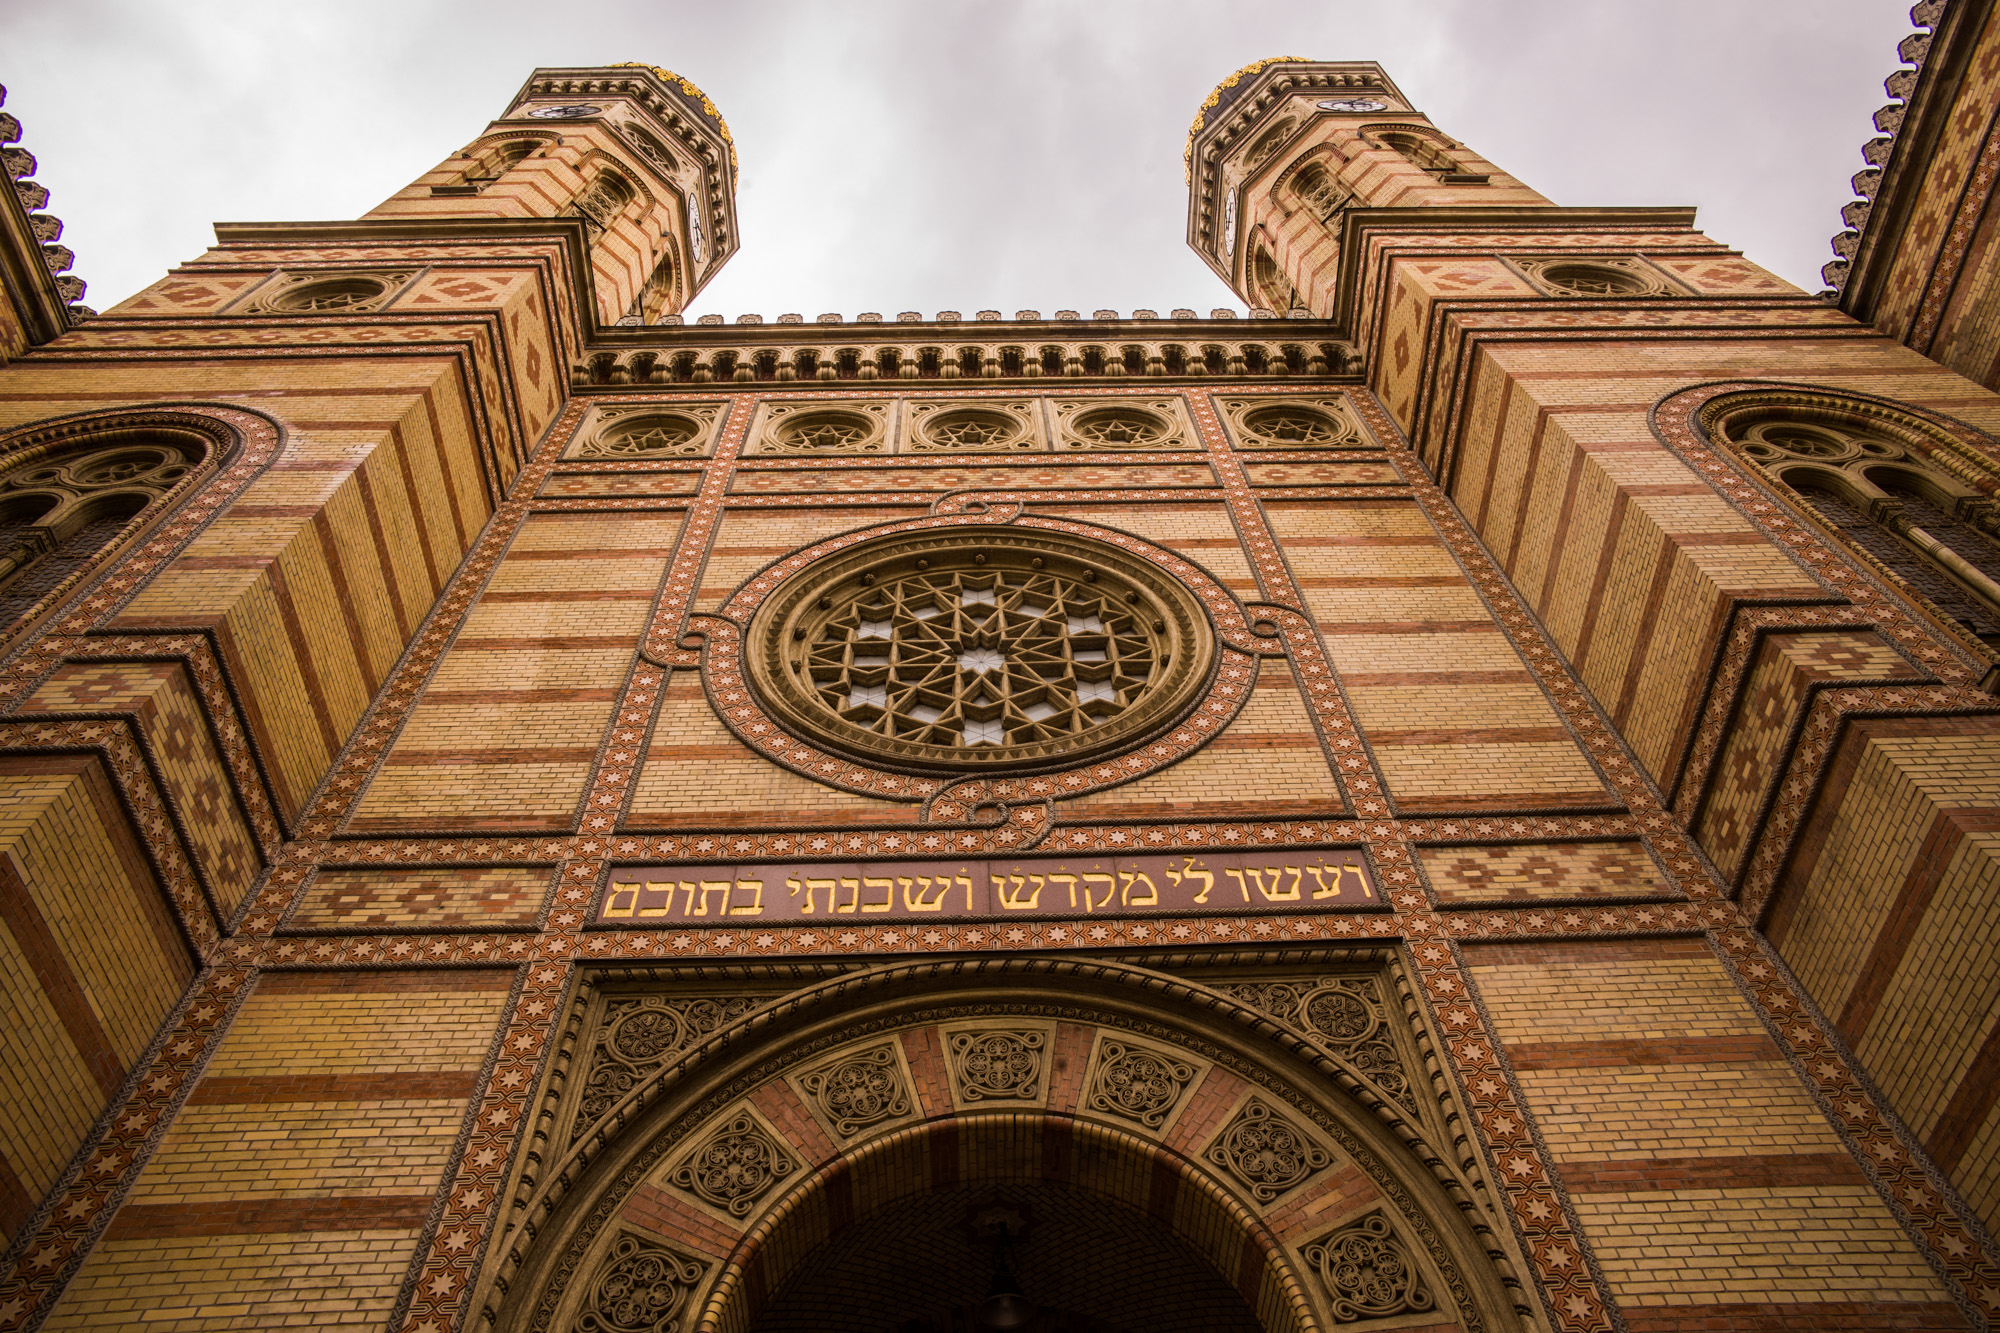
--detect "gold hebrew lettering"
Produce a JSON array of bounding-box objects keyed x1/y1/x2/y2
[
  {"x1": 638, "y1": 882, "x2": 675, "y2": 917},
  {"x1": 901, "y1": 875, "x2": 944, "y2": 912},
  {"x1": 678, "y1": 881, "x2": 698, "y2": 915},
  {"x1": 1305, "y1": 862, "x2": 1336, "y2": 900},
  {"x1": 603, "y1": 882, "x2": 639, "y2": 918},
  {"x1": 1223, "y1": 866, "x2": 1250, "y2": 902},
  {"x1": 1049, "y1": 872, "x2": 1079, "y2": 910},
  {"x1": 860, "y1": 875, "x2": 894, "y2": 913},
  {"x1": 1167, "y1": 856, "x2": 1214, "y2": 904},
  {"x1": 1118, "y1": 867, "x2": 1159, "y2": 907},
  {"x1": 1339, "y1": 859, "x2": 1372, "y2": 899},
  {"x1": 804, "y1": 876, "x2": 839, "y2": 914},
  {"x1": 997, "y1": 872, "x2": 1042, "y2": 910},
  {"x1": 729, "y1": 878, "x2": 765, "y2": 915},
  {"x1": 696, "y1": 880, "x2": 733, "y2": 916},
  {"x1": 1081, "y1": 872, "x2": 1115, "y2": 911},
  {"x1": 835, "y1": 877, "x2": 861, "y2": 913}
]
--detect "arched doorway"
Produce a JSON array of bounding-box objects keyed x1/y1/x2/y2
[{"x1": 481, "y1": 956, "x2": 1529, "y2": 1333}]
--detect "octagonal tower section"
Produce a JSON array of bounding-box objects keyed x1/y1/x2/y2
[
  {"x1": 368, "y1": 64, "x2": 740, "y2": 325},
  {"x1": 1185, "y1": 58, "x2": 1549, "y2": 318}
]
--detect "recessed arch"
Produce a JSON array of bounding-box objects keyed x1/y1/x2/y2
[{"x1": 480, "y1": 956, "x2": 1528, "y2": 1333}]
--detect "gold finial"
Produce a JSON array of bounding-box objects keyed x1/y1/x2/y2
[
  {"x1": 610, "y1": 62, "x2": 738, "y2": 175},
  {"x1": 1183, "y1": 56, "x2": 1311, "y2": 182}
]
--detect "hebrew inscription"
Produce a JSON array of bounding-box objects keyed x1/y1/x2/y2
[{"x1": 598, "y1": 850, "x2": 1378, "y2": 926}]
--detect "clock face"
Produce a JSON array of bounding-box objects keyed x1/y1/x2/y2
[
  {"x1": 527, "y1": 104, "x2": 602, "y2": 120},
  {"x1": 1317, "y1": 98, "x2": 1387, "y2": 113}
]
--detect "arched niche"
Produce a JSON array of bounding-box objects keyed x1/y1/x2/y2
[
  {"x1": 0, "y1": 410, "x2": 238, "y2": 636},
  {"x1": 480, "y1": 956, "x2": 1530, "y2": 1333},
  {"x1": 1705, "y1": 387, "x2": 2000, "y2": 650}
]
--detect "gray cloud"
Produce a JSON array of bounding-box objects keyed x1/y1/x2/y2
[{"x1": 2, "y1": 0, "x2": 1911, "y2": 316}]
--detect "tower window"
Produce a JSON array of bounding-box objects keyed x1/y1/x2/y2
[
  {"x1": 1372, "y1": 128, "x2": 1489, "y2": 185},
  {"x1": 0, "y1": 434, "x2": 204, "y2": 631},
  {"x1": 1292, "y1": 163, "x2": 1351, "y2": 225},
  {"x1": 434, "y1": 139, "x2": 536, "y2": 196},
  {"x1": 1725, "y1": 405, "x2": 2000, "y2": 650}
]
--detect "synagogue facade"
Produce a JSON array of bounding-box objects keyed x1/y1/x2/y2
[{"x1": 0, "y1": 11, "x2": 1997, "y2": 1332}]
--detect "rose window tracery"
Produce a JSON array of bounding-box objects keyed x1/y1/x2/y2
[
  {"x1": 1241, "y1": 405, "x2": 1345, "y2": 444},
  {"x1": 582, "y1": 412, "x2": 706, "y2": 458},
  {"x1": 919, "y1": 408, "x2": 1024, "y2": 450},
  {"x1": 1068, "y1": 407, "x2": 1168, "y2": 446},
  {"x1": 780, "y1": 410, "x2": 874, "y2": 450},
  {"x1": 746, "y1": 527, "x2": 1215, "y2": 773},
  {"x1": 267, "y1": 277, "x2": 393, "y2": 311}
]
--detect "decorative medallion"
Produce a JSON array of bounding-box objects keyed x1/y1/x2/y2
[
  {"x1": 946, "y1": 1029, "x2": 1046, "y2": 1103},
  {"x1": 1084, "y1": 1038, "x2": 1196, "y2": 1128},
  {"x1": 1301, "y1": 1212, "x2": 1435, "y2": 1323},
  {"x1": 666, "y1": 1111, "x2": 798, "y2": 1217},
  {"x1": 797, "y1": 1042, "x2": 913, "y2": 1136},
  {"x1": 577, "y1": 1232, "x2": 707, "y2": 1333},
  {"x1": 1206, "y1": 1097, "x2": 1332, "y2": 1202},
  {"x1": 742, "y1": 524, "x2": 1217, "y2": 774}
]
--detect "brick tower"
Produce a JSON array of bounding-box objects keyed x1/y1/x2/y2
[{"x1": 0, "y1": 26, "x2": 1998, "y2": 1333}]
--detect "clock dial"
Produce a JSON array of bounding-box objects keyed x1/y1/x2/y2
[
  {"x1": 1316, "y1": 98, "x2": 1387, "y2": 113},
  {"x1": 527, "y1": 104, "x2": 602, "y2": 119}
]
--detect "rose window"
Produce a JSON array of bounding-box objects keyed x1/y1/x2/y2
[
  {"x1": 777, "y1": 410, "x2": 875, "y2": 450},
  {"x1": 746, "y1": 526, "x2": 1215, "y2": 772},
  {"x1": 1535, "y1": 263, "x2": 1650, "y2": 297},
  {"x1": 587, "y1": 413, "x2": 704, "y2": 457},
  {"x1": 920, "y1": 408, "x2": 1023, "y2": 450},
  {"x1": 1068, "y1": 407, "x2": 1168, "y2": 446},
  {"x1": 267, "y1": 277, "x2": 392, "y2": 312},
  {"x1": 1241, "y1": 405, "x2": 1348, "y2": 445}
]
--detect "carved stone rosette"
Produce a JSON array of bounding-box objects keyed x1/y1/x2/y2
[
  {"x1": 797, "y1": 1042, "x2": 912, "y2": 1136},
  {"x1": 1206, "y1": 1096, "x2": 1332, "y2": 1203},
  {"x1": 1085, "y1": 1039, "x2": 1196, "y2": 1128},
  {"x1": 576, "y1": 1232, "x2": 708, "y2": 1333},
  {"x1": 1301, "y1": 1211, "x2": 1435, "y2": 1323},
  {"x1": 667, "y1": 1111, "x2": 799, "y2": 1217},
  {"x1": 945, "y1": 1029, "x2": 1046, "y2": 1103},
  {"x1": 571, "y1": 996, "x2": 761, "y2": 1142},
  {"x1": 1215, "y1": 978, "x2": 1419, "y2": 1116}
]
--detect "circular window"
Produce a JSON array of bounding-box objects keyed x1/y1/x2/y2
[
  {"x1": 745, "y1": 527, "x2": 1215, "y2": 773},
  {"x1": 919, "y1": 408, "x2": 1024, "y2": 451},
  {"x1": 1067, "y1": 407, "x2": 1169, "y2": 448},
  {"x1": 1535, "y1": 263, "x2": 1652, "y2": 298},
  {"x1": 588, "y1": 413, "x2": 705, "y2": 457},
  {"x1": 776, "y1": 410, "x2": 877, "y2": 451},
  {"x1": 1240, "y1": 405, "x2": 1350, "y2": 445},
  {"x1": 267, "y1": 277, "x2": 391, "y2": 313}
]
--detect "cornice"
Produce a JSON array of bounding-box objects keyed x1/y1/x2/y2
[{"x1": 1830, "y1": 0, "x2": 1978, "y2": 317}]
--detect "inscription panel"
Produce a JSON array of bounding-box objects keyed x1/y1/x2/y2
[{"x1": 596, "y1": 849, "x2": 1380, "y2": 927}]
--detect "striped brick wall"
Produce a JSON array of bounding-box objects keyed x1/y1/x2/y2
[
  {"x1": 0, "y1": 758, "x2": 193, "y2": 1248},
  {"x1": 1463, "y1": 938, "x2": 1959, "y2": 1329},
  {"x1": 41, "y1": 969, "x2": 512, "y2": 1332}
]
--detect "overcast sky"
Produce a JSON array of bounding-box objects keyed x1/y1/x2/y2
[{"x1": 4, "y1": 0, "x2": 1914, "y2": 319}]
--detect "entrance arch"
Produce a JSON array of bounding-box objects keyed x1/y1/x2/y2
[{"x1": 483, "y1": 955, "x2": 1529, "y2": 1333}]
